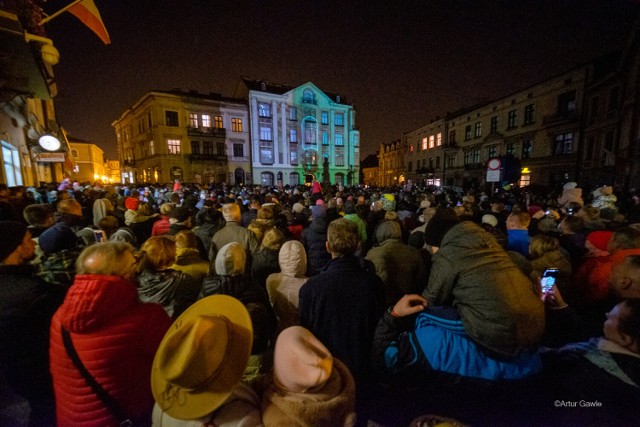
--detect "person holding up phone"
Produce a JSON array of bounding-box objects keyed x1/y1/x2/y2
[{"x1": 529, "y1": 234, "x2": 572, "y2": 296}]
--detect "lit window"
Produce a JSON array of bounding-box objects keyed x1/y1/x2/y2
[
  {"x1": 422, "y1": 137, "x2": 428, "y2": 150},
  {"x1": 290, "y1": 129, "x2": 298, "y2": 143},
  {"x1": 260, "y1": 127, "x2": 272, "y2": 141},
  {"x1": 304, "y1": 121, "x2": 317, "y2": 144},
  {"x1": 303, "y1": 89, "x2": 315, "y2": 104},
  {"x1": 290, "y1": 145, "x2": 298, "y2": 165},
  {"x1": 335, "y1": 134, "x2": 344, "y2": 146},
  {"x1": 474, "y1": 122, "x2": 482, "y2": 138},
  {"x1": 215, "y1": 116, "x2": 223, "y2": 128},
  {"x1": 2, "y1": 143, "x2": 23, "y2": 187},
  {"x1": 429, "y1": 135, "x2": 435, "y2": 149},
  {"x1": 322, "y1": 132, "x2": 329, "y2": 145},
  {"x1": 555, "y1": 133, "x2": 573, "y2": 155},
  {"x1": 290, "y1": 107, "x2": 297, "y2": 121},
  {"x1": 149, "y1": 140, "x2": 155, "y2": 155},
  {"x1": 335, "y1": 147, "x2": 344, "y2": 166},
  {"x1": 167, "y1": 139, "x2": 181, "y2": 154},
  {"x1": 231, "y1": 118, "x2": 243, "y2": 132},
  {"x1": 189, "y1": 113, "x2": 198, "y2": 127},
  {"x1": 335, "y1": 113, "x2": 344, "y2": 126},
  {"x1": 436, "y1": 133, "x2": 442, "y2": 146},
  {"x1": 201, "y1": 114, "x2": 211, "y2": 128},
  {"x1": 321, "y1": 112, "x2": 329, "y2": 125},
  {"x1": 258, "y1": 103, "x2": 271, "y2": 117}
]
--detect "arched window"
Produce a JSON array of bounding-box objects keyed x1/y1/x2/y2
[
  {"x1": 290, "y1": 172, "x2": 300, "y2": 186},
  {"x1": 303, "y1": 119, "x2": 317, "y2": 147},
  {"x1": 302, "y1": 89, "x2": 315, "y2": 104},
  {"x1": 277, "y1": 171, "x2": 283, "y2": 185},
  {"x1": 335, "y1": 172, "x2": 345, "y2": 185},
  {"x1": 234, "y1": 168, "x2": 245, "y2": 185},
  {"x1": 261, "y1": 171, "x2": 274, "y2": 186}
]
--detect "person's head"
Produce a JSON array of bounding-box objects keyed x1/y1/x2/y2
[
  {"x1": 423, "y1": 207, "x2": 459, "y2": 249},
  {"x1": 0, "y1": 221, "x2": 35, "y2": 265},
  {"x1": 528, "y1": 234, "x2": 560, "y2": 259},
  {"x1": 159, "y1": 203, "x2": 175, "y2": 217},
  {"x1": 97, "y1": 215, "x2": 119, "y2": 236},
  {"x1": 326, "y1": 218, "x2": 359, "y2": 257},
  {"x1": 375, "y1": 220, "x2": 402, "y2": 244},
  {"x1": 214, "y1": 242, "x2": 246, "y2": 276},
  {"x1": 608, "y1": 227, "x2": 640, "y2": 253},
  {"x1": 138, "y1": 202, "x2": 153, "y2": 216},
  {"x1": 175, "y1": 230, "x2": 199, "y2": 249},
  {"x1": 76, "y1": 241, "x2": 140, "y2": 280},
  {"x1": 140, "y1": 236, "x2": 177, "y2": 271},
  {"x1": 257, "y1": 206, "x2": 275, "y2": 221},
  {"x1": 23, "y1": 203, "x2": 55, "y2": 227},
  {"x1": 222, "y1": 203, "x2": 241, "y2": 222},
  {"x1": 172, "y1": 207, "x2": 192, "y2": 227},
  {"x1": 506, "y1": 211, "x2": 531, "y2": 230},
  {"x1": 261, "y1": 228, "x2": 285, "y2": 251},
  {"x1": 0, "y1": 183, "x2": 8, "y2": 197},
  {"x1": 558, "y1": 215, "x2": 584, "y2": 235},
  {"x1": 343, "y1": 200, "x2": 356, "y2": 215},
  {"x1": 577, "y1": 205, "x2": 600, "y2": 221},
  {"x1": 58, "y1": 198, "x2": 83, "y2": 217},
  {"x1": 603, "y1": 300, "x2": 640, "y2": 355},
  {"x1": 610, "y1": 255, "x2": 640, "y2": 298}
]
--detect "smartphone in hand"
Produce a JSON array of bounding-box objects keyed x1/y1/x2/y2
[{"x1": 541, "y1": 267, "x2": 559, "y2": 293}]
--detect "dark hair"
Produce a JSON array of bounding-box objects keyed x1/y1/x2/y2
[
  {"x1": 23, "y1": 204, "x2": 53, "y2": 226},
  {"x1": 562, "y1": 215, "x2": 584, "y2": 233},
  {"x1": 619, "y1": 299, "x2": 640, "y2": 348}
]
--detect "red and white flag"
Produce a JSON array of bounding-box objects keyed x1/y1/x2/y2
[{"x1": 68, "y1": 0, "x2": 111, "y2": 45}]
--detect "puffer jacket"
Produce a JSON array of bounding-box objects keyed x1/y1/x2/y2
[
  {"x1": 266, "y1": 240, "x2": 309, "y2": 330},
  {"x1": 49, "y1": 274, "x2": 171, "y2": 427},
  {"x1": 423, "y1": 221, "x2": 545, "y2": 358},
  {"x1": 300, "y1": 217, "x2": 331, "y2": 276},
  {"x1": 137, "y1": 269, "x2": 200, "y2": 319}
]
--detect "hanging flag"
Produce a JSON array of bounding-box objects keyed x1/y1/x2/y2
[{"x1": 68, "y1": 0, "x2": 111, "y2": 45}]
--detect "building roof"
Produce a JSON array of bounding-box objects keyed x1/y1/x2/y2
[
  {"x1": 237, "y1": 77, "x2": 350, "y2": 105},
  {"x1": 151, "y1": 89, "x2": 246, "y2": 104}
]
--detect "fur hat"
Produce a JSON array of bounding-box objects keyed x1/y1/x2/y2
[
  {"x1": 292, "y1": 202, "x2": 304, "y2": 214},
  {"x1": 151, "y1": 295, "x2": 252, "y2": 420},
  {"x1": 423, "y1": 207, "x2": 459, "y2": 247},
  {"x1": 481, "y1": 214, "x2": 499, "y2": 228},
  {"x1": 0, "y1": 221, "x2": 28, "y2": 261},
  {"x1": 273, "y1": 326, "x2": 333, "y2": 393}
]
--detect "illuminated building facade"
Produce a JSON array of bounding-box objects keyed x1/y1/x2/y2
[
  {"x1": 403, "y1": 118, "x2": 445, "y2": 186},
  {"x1": 113, "y1": 90, "x2": 250, "y2": 184},
  {"x1": 236, "y1": 78, "x2": 360, "y2": 186},
  {"x1": 377, "y1": 139, "x2": 407, "y2": 186}
]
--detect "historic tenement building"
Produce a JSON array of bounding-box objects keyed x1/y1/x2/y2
[
  {"x1": 377, "y1": 139, "x2": 407, "y2": 186},
  {"x1": 235, "y1": 78, "x2": 360, "y2": 187},
  {"x1": 113, "y1": 90, "x2": 250, "y2": 185},
  {"x1": 403, "y1": 118, "x2": 445, "y2": 186}
]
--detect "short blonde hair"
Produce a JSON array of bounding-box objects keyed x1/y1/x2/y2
[
  {"x1": 529, "y1": 234, "x2": 559, "y2": 259},
  {"x1": 175, "y1": 230, "x2": 198, "y2": 249},
  {"x1": 222, "y1": 203, "x2": 240, "y2": 222},
  {"x1": 140, "y1": 236, "x2": 176, "y2": 271}
]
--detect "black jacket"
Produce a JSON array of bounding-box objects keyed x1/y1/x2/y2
[{"x1": 300, "y1": 217, "x2": 331, "y2": 276}]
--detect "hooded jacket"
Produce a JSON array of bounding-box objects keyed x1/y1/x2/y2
[
  {"x1": 300, "y1": 217, "x2": 331, "y2": 276},
  {"x1": 49, "y1": 274, "x2": 171, "y2": 427},
  {"x1": 423, "y1": 221, "x2": 545, "y2": 358},
  {"x1": 137, "y1": 269, "x2": 201, "y2": 319},
  {"x1": 261, "y1": 358, "x2": 356, "y2": 427},
  {"x1": 266, "y1": 241, "x2": 309, "y2": 330}
]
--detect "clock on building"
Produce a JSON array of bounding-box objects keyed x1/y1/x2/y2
[{"x1": 38, "y1": 134, "x2": 61, "y2": 151}]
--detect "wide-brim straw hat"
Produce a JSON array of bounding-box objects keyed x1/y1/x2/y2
[{"x1": 151, "y1": 295, "x2": 253, "y2": 420}]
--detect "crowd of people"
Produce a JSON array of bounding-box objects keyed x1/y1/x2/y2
[{"x1": 0, "y1": 178, "x2": 639, "y2": 426}]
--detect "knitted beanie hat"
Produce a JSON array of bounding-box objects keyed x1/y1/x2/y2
[
  {"x1": 587, "y1": 230, "x2": 614, "y2": 252},
  {"x1": 423, "y1": 207, "x2": 459, "y2": 247}
]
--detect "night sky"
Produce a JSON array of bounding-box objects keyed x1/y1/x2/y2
[{"x1": 43, "y1": 0, "x2": 638, "y2": 160}]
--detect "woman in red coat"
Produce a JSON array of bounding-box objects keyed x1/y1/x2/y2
[{"x1": 50, "y1": 242, "x2": 171, "y2": 427}]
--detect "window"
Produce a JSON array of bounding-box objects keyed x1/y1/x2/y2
[
  {"x1": 304, "y1": 121, "x2": 317, "y2": 144},
  {"x1": 149, "y1": 140, "x2": 155, "y2": 155},
  {"x1": 604, "y1": 131, "x2": 615, "y2": 152},
  {"x1": 449, "y1": 130, "x2": 456, "y2": 144},
  {"x1": 201, "y1": 114, "x2": 211, "y2": 128},
  {"x1": 231, "y1": 118, "x2": 243, "y2": 132},
  {"x1": 290, "y1": 145, "x2": 298, "y2": 165},
  {"x1": 335, "y1": 113, "x2": 344, "y2": 126},
  {"x1": 290, "y1": 172, "x2": 300, "y2": 186},
  {"x1": 191, "y1": 140, "x2": 200, "y2": 154},
  {"x1": 290, "y1": 129, "x2": 298, "y2": 143},
  {"x1": 203, "y1": 141, "x2": 213, "y2": 155},
  {"x1": 448, "y1": 154, "x2": 455, "y2": 168},
  {"x1": 335, "y1": 147, "x2": 344, "y2": 166},
  {"x1": 524, "y1": 104, "x2": 535, "y2": 124},
  {"x1": 189, "y1": 113, "x2": 198, "y2": 127},
  {"x1": 435, "y1": 156, "x2": 441, "y2": 169},
  {"x1": 321, "y1": 112, "x2": 329, "y2": 125},
  {"x1": 429, "y1": 135, "x2": 435, "y2": 148},
  {"x1": 436, "y1": 133, "x2": 442, "y2": 146},
  {"x1": 488, "y1": 145, "x2": 497, "y2": 158},
  {"x1": 165, "y1": 111, "x2": 179, "y2": 127},
  {"x1": 490, "y1": 116, "x2": 498, "y2": 133},
  {"x1": 474, "y1": 122, "x2": 482, "y2": 138},
  {"x1": 335, "y1": 134, "x2": 344, "y2": 146},
  {"x1": 289, "y1": 107, "x2": 297, "y2": 121},
  {"x1": 303, "y1": 150, "x2": 318, "y2": 166},
  {"x1": 506, "y1": 143, "x2": 515, "y2": 156},
  {"x1": 410, "y1": 144, "x2": 414, "y2": 153},
  {"x1": 2, "y1": 143, "x2": 22, "y2": 187},
  {"x1": 555, "y1": 133, "x2": 573, "y2": 154},
  {"x1": 71, "y1": 149, "x2": 78, "y2": 157},
  {"x1": 213, "y1": 142, "x2": 224, "y2": 156},
  {"x1": 258, "y1": 103, "x2": 271, "y2": 117},
  {"x1": 557, "y1": 91, "x2": 576, "y2": 117},
  {"x1": 167, "y1": 139, "x2": 181, "y2": 154},
  {"x1": 322, "y1": 132, "x2": 329, "y2": 145},
  {"x1": 302, "y1": 89, "x2": 315, "y2": 104},
  {"x1": 354, "y1": 135, "x2": 359, "y2": 147},
  {"x1": 261, "y1": 172, "x2": 274, "y2": 186},
  {"x1": 522, "y1": 140, "x2": 532, "y2": 159},
  {"x1": 408, "y1": 161, "x2": 412, "y2": 171},
  {"x1": 233, "y1": 143, "x2": 244, "y2": 158},
  {"x1": 465, "y1": 125, "x2": 472, "y2": 141},
  {"x1": 507, "y1": 110, "x2": 517, "y2": 128},
  {"x1": 519, "y1": 174, "x2": 531, "y2": 187},
  {"x1": 259, "y1": 142, "x2": 273, "y2": 164},
  {"x1": 260, "y1": 126, "x2": 272, "y2": 141},
  {"x1": 214, "y1": 116, "x2": 223, "y2": 128},
  {"x1": 472, "y1": 149, "x2": 480, "y2": 163},
  {"x1": 429, "y1": 157, "x2": 434, "y2": 169},
  {"x1": 422, "y1": 137, "x2": 428, "y2": 150}
]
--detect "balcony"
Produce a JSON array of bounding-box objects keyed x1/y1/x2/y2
[
  {"x1": 189, "y1": 153, "x2": 228, "y2": 163},
  {"x1": 187, "y1": 126, "x2": 226, "y2": 138},
  {"x1": 443, "y1": 141, "x2": 459, "y2": 151}
]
